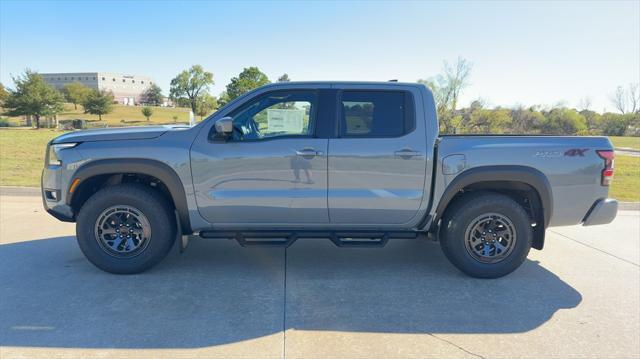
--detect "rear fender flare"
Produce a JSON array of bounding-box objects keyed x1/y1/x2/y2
[{"x1": 434, "y1": 165, "x2": 553, "y2": 228}]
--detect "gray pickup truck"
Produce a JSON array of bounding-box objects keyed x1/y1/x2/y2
[{"x1": 42, "y1": 82, "x2": 618, "y2": 278}]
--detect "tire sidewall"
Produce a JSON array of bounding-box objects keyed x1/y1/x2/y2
[
  {"x1": 441, "y1": 193, "x2": 532, "y2": 278},
  {"x1": 76, "y1": 185, "x2": 176, "y2": 274}
]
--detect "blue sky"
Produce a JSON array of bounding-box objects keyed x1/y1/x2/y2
[{"x1": 1, "y1": 0, "x2": 638, "y2": 112}]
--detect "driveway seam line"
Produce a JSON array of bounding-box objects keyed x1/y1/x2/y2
[
  {"x1": 283, "y1": 247, "x2": 287, "y2": 359},
  {"x1": 428, "y1": 333, "x2": 485, "y2": 359},
  {"x1": 549, "y1": 229, "x2": 639, "y2": 267}
]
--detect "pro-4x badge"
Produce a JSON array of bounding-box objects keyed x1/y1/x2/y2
[{"x1": 564, "y1": 148, "x2": 589, "y2": 157}]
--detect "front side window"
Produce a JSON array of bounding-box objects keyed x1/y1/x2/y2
[
  {"x1": 225, "y1": 91, "x2": 316, "y2": 141},
  {"x1": 340, "y1": 91, "x2": 413, "y2": 137}
]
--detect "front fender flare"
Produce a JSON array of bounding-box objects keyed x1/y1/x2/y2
[{"x1": 67, "y1": 158, "x2": 192, "y2": 233}]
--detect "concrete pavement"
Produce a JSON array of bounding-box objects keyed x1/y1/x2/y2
[{"x1": 1, "y1": 194, "x2": 639, "y2": 358}]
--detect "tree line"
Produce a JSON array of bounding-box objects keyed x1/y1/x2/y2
[
  {"x1": 421, "y1": 57, "x2": 639, "y2": 136},
  {"x1": 1, "y1": 62, "x2": 638, "y2": 135}
]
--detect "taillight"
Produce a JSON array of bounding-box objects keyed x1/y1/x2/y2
[{"x1": 596, "y1": 150, "x2": 614, "y2": 186}]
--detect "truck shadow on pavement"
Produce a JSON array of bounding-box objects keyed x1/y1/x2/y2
[{"x1": 0, "y1": 235, "x2": 582, "y2": 349}]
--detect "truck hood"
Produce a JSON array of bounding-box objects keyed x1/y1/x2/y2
[{"x1": 51, "y1": 125, "x2": 191, "y2": 144}]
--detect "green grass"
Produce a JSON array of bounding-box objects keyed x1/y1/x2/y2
[
  {"x1": 1, "y1": 129, "x2": 639, "y2": 202},
  {"x1": 609, "y1": 136, "x2": 640, "y2": 150},
  {"x1": 0, "y1": 128, "x2": 64, "y2": 187},
  {"x1": 2, "y1": 103, "x2": 193, "y2": 127},
  {"x1": 610, "y1": 155, "x2": 640, "y2": 202}
]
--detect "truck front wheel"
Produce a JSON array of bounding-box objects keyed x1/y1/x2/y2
[
  {"x1": 440, "y1": 192, "x2": 532, "y2": 278},
  {"x1": 76, "y1": 184, "x2": 176, "y2": 274}
]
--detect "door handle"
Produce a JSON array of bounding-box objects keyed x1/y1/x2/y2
[
  {"x1": 394, "y1": 148, "x2": 421, "y2": 159},
  {"x1": 295, "y1": 148, "x2": 323, "y2": 158}
]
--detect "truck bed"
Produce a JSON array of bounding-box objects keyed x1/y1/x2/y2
[{"x1": 435, "y1": 135, "x2": 613, "y2": 226}]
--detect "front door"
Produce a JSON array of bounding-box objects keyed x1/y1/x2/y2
[
  {"x1": 191, "y1": 90, "x2": 328, "y2": 225},
  {"x1": 328, "y1": 89, "x2": 427, "y2": 225}
]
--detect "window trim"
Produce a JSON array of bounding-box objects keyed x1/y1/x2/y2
[
  {"x1": 337, "y1": 89, "x2": 415, "y2": 139},
  {"x1": 208, "y1": 89, "x2": 320, "y2": 143}
]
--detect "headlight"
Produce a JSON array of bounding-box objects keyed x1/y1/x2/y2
[{"x1": 47, "y1": 143, "x2": 78, "y2": 166}]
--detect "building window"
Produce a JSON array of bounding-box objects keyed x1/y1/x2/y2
[
  {"x1": 102, "y1": 77, "x2": 105, "y2": 81},
  {"x1": 122, "y1": 79, "x2": 126, "y2": 83},
  {"x1": 64, "y1": 77, "x2": 67, "y2": 80},
  {"x1": 113, "y1": 78, "x2": 116, "y2": 81},
  {"x1": 141, "y1": 81, "x2": 144, "y2": 84},
  {"x1": 71, "y1": 77, "x2": 74, "y2": 80},
  {"x1": 132, "y1": 80, "x2": 135, "y2": 83}
]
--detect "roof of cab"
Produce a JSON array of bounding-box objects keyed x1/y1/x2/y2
[{"x1": 258, "y1": 81, "x2": 426, "y2": 89}]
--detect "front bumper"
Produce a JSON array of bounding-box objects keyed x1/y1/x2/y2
[
  {"x1": 583, "y1": 198, "x2": 618, "y2": 226},
  {"x1": 42, "y1": 166, "x2": 75, "y2": 222}
]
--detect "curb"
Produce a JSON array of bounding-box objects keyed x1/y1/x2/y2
[
  {"x1": 619, "y1": 202, "x2": 640, "y2": 211},
  {"x1": 0, "y1": 186, "x2": 40, "y2": 196},
  {"x1": 615, "y1": 147, "x2": 640, "y2": 153}
]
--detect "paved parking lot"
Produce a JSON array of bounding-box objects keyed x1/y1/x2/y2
[{"x1": 1, "y1": 193, "x2": 639, "y2": 358}]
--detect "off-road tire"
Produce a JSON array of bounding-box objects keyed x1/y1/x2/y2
[
  {"x1": 76, "y1": 184, "x2": 176, "y2": 274},
  {"x1": 440, "y1": 192, "x2": 532, "y2": 278}
]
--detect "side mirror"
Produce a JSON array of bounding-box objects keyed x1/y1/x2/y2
[{"x1": 214, "y1": 117, "x2": 233, "y2": 137}]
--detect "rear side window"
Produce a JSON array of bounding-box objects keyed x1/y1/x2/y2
[{"x1": 340, "y1": 91, "x2": 414, "y2": 137}]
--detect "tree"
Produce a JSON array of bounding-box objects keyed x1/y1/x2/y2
[
  {"x1": 141, "y1": 106, "x2": 154, "y2": 121},
  {"x1": 62, "y1": 82, "x2": 92, "y2": 109},
  {"x1": 141, "y1": 84, "x2": 163, "y2": 106},
  {"x1": 226, "y1": 67, "x2": 270, "y2": 101},
  {"x1": 418, "y1": 57, "x2": 472, "y2": 134},
  {"x1": 511, "y1": 106, "x2": 545, "y2": 134},
  {"x1": 169, "y1": 65, "x2": 214, "y2": 115},
  {"x1": 217, "y1": 91, "x2": 230, "y2": 107},
  {"x1": 577, "y1": 96, "x2": 592, "y2": 111},
  {"x1": 461, "y1": 107, "x2": 512, "y2": 134},
  {"x1": 83, "y1": 90, "x2": 114, "y2": 121},
  {"x1": 541, "y1": 108, "x2": 587, "y2": 135},
  {"x1": 3, "y1": 70, "x2": 64, "y2": 128},
  {"x1": 0, "y1": 82, "x2": 8, "y2": 105},
  {"x1": 611, "y1": 86, "x2": 627, "y2": 114},
  {"x1": 599, "y1": 112, "x2": 630, "y2": 136},
  {"x1": 628, "y1": 83, "x2": 639, "y2": 114},
  {"x1": 195, "y1": 93, "x2": 218, "y2": 119},
  {"x1": 610, "y1": 83, "x2": 640, "y2": 114},
  {"x1": 579, "y1": 109, "x2": 602, "y2": 134},
  {"x1": 278, "y1": 73, "x2": 290, "y2": 82}
]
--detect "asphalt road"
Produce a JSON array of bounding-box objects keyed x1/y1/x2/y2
[{"x1": 0, "y1": 193, "x2": 638, "y2": 358}]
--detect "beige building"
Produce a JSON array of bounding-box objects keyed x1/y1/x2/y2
[{"x1": 41, "y1": 72, "x2": 155, "y2": 105}]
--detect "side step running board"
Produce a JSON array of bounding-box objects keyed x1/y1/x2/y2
[{"x1": 198, "y1": 230, "x2": 418, "y2": 248}]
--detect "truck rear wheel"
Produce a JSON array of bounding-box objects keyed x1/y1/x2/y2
[
  {"x1": 440, "y1": 192, "x2": 532, "y2": 278},
  {"x1": 76, "y1": 184, "x2": 176, "y2": 274}
]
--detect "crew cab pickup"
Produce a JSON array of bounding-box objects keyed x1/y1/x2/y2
[{"x1": 42, "y1": 82, "x2": 618, "y2": 278}]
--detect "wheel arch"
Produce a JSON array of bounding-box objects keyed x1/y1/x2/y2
[
  {"x1": 433, "y1": 165, "x2": 553, "y2": 250},
  {"x1": 66, "y1": 158, "x2": 192, "y2": 234}
]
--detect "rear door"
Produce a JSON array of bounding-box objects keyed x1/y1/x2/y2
[{"x1": 327, "y1": 88, "x2": 427, "y2": 224}]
